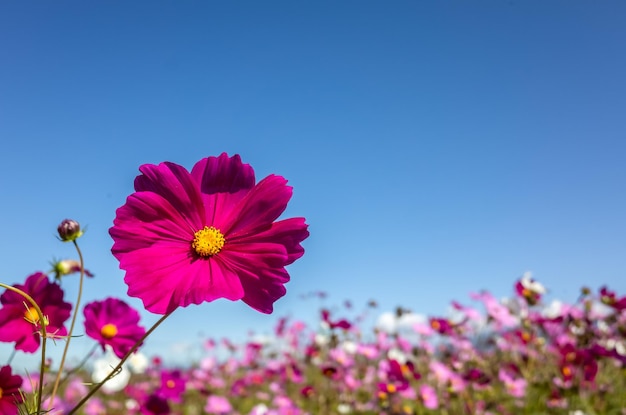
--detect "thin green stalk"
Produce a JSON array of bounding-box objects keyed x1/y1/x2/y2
[
  {"x1": 48, "y1": 240, "x2": 86, "y2": 409},
  {"x1": 0, "y1": 283, "x2": 48, "y2": 415},
  {"x1": 6, "y1": 348, "x2": 16, "y2": 365},
  {"x1": 67, "y1": 311, "x2": 173, "y2": 415}
]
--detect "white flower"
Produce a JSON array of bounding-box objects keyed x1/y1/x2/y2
[
  {"x1": 92, "y1": 349, "x2": 130, "y2": 393},
  {"x1": 341, "y1": 340, "x2": 357, "y2": 354},
  {"x1": 521, "y1": 272, "x2": 546, "y2": 294},
  {"x1": 125, "y1": 399, "x2": 139, "y2": 410},
  {"x1": 249, "y1": 403, "x2": 269, "y2": 415},
  {"x1": 126, "y1": 351, "x2": 148, "y2": 374},
  {"x1": 337, "y1": 403, "x2": 352, "y2": 413},
  {"x1": 387, "y1": 347, "x2": 408, "y2": 364},
  {"x1": 315, "y1": 333, "x2": 330, "y2": 346},
  {"x1": 541, "y1": 300, "x2": 563, "y2": 319}
]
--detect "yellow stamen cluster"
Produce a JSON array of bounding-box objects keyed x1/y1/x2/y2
[
  {"x1": 101, "y1": 323, "x2": 118, "y2": 339},
  {"x1": 24, "y1": 307, "x2": 41, "y2": 325},
  {"x1": 192, "y1": 226, "x2": 225, "y2": 257}
]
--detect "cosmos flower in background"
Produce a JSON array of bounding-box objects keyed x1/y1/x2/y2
[
  {"x1": 156, "y1": 370, "x2": 186, "y2": 403},
  {"x1": 599, "y1": 286, "x2": 626, "y2": 311},
  {"x1": 83, "y1": 298, "x2": 146, "y2": 358},
  {"x1": 515, "y1": 272, "x2": 546, "y2": 306},
  {"x1": 84, "y1": 297, "x2": 146, "y2": 358},
  {"x1": 205, "y1": 395, "x2": 232, "y2": 414},
  {"x1": 0, "y1": 272, "x2": 72, "y2": 352},
  {"x1": 110, "y1": 153, "x2": 309, "y2": 314}
]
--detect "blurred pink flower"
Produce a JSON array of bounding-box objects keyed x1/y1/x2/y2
[
  {"x1": 205, "y1": 395, "x2": 232, "y2": 414},
  {"x1": 498, "y1": 368, "x2": 527, "y2": 398},
  {"x1": 110, "y1": 153, "x2": 309, "y2": 314},
  {"x1": 0, "y1": 366, "x2": 23, "y2": 415},
  {"x1": 84, "y1": 297, "x2": 146, "y2": 358},
  {"x1": 0, "y1": 272, "x2": 71, "y2": 352},
  {"x1": 156, "y1": 370, "x2": 186, "y2": 403},
  {"x1": 84, "y1": 397, "x2": 107, "y2": 415},
  {"x1": 419, "y1": 384, "x2": 439, "y2": 409},
  {"x1": 515, "y1": 272, "x2": 545, "y2": 305}
]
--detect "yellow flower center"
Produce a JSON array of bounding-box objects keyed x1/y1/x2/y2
[
  {"x1": 0, "y1": 386, "x2": 3, "y2": 399},
  {"x1": 101, "y1": 323, "x2": 118, "y2": 339},
  {"x1": 562, "y1": 366, "x2": 572, "y2": 377},
  {"x1": 24, "y1": 307, "x2": 40, "y2": 324},
  {"x1": 166, "y1": 379, "x2": 176, "y2": 389},
  {"x1": 192, "y1": 226, "x2": 225, "y2": 257}
]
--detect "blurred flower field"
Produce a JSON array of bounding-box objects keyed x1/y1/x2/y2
[{"x1": 4, "y1": 276, "x2": 626, "y2": 415}]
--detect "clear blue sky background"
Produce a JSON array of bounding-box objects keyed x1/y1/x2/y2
[{"x1": 1, "y1": 1, "x2": 625, "y2": 370}]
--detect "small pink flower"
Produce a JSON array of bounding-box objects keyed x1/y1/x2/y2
[
  {"x1": 156, "y1": 370, "x2": 186, "y2": 403},
  {"x1": 419, "y1": 384, "x2": 439, "y2": 409},
  {"x1": 84, "y1": 297, "x2": 146, "y2": 358},
  {"x1": 205, "y1": 395, "x2": 232, "y2": 414},
  {"x1": 515, "y1": 273, "x2": 545, "y2": 305},
  {"x1": 498, "y1": 368, "x2": 527, "y2": 398}
]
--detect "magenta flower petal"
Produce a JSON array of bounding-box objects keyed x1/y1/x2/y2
[
  {"x1": 110, "y1": 153, "x2": 308, "y2": 315},
  {"x1": 238, "y1": 218, "x2": 309, "y2": 265},
  {"x1": 190, "y1": 153, "x2": 255, "y2": 194},
  {"x1": 218, "y1": 175, "x2": 293, "y2": 238},
  {"x1": 111, "y1": 192, "x2": 198, "y2": 253}
]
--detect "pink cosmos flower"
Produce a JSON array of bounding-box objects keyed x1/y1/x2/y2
[
  {"x1": 110, "y1": 153, "x2": 309, "y2": 314},
  {"x1": 205, "y1": 395, "x2": 232, "y2": 414},
  {"x1": 156, "y1": 370, "x2": 186, "y2": 403},
  {"x1": 0, "y1": 272, "x2": 71, "y2": 352},
  {"x1": 84, "y1": 297, "x2": 146, "y2": 358},
  {"x1": 498, "y1": 368, "x2": 527, "y2": 398},
  {"x1": 599, "y1": 286, "x2": 626, "y2": 311},
  {"x1": 0, "y1": 366, "x2": 23, "y2": 415},
  {"x1": 419, "y1": 384, "x2": 439, "y2": 410},
  {"x1": 321, "y1": 309, "x2": 352, "y2": 330},
  {"x1": 514, "y1": 273, "x2": 546, "y2": 306}
]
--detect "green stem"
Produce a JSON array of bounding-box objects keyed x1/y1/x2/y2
[
  {"x1": 48, "y1": 240, "x2": 86, "y2": 409},
  {"x1": 6, "y1": 348, "x2": 16, "y2": 365},
  {"x1": 0, "y1": 283, "x2": 48, "y2": 415},
  {"x1": 67, "y1": 311, "x2": 173, "y2": 415}
]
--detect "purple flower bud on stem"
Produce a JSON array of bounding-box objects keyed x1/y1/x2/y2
[{"x1": 57, "y1": 219, "x2": 83, "y2": 242}]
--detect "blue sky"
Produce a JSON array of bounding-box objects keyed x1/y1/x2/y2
[{"x1": 1, "y1": 1, "x2": 625, "y2": 370}]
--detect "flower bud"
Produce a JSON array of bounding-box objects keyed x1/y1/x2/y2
[
  {"x1": 50, "y1": 259, "x2": 94, "y2": 280},
  {"x1": 57, "y1": 219, "x2": 83, "y2": 242}
]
